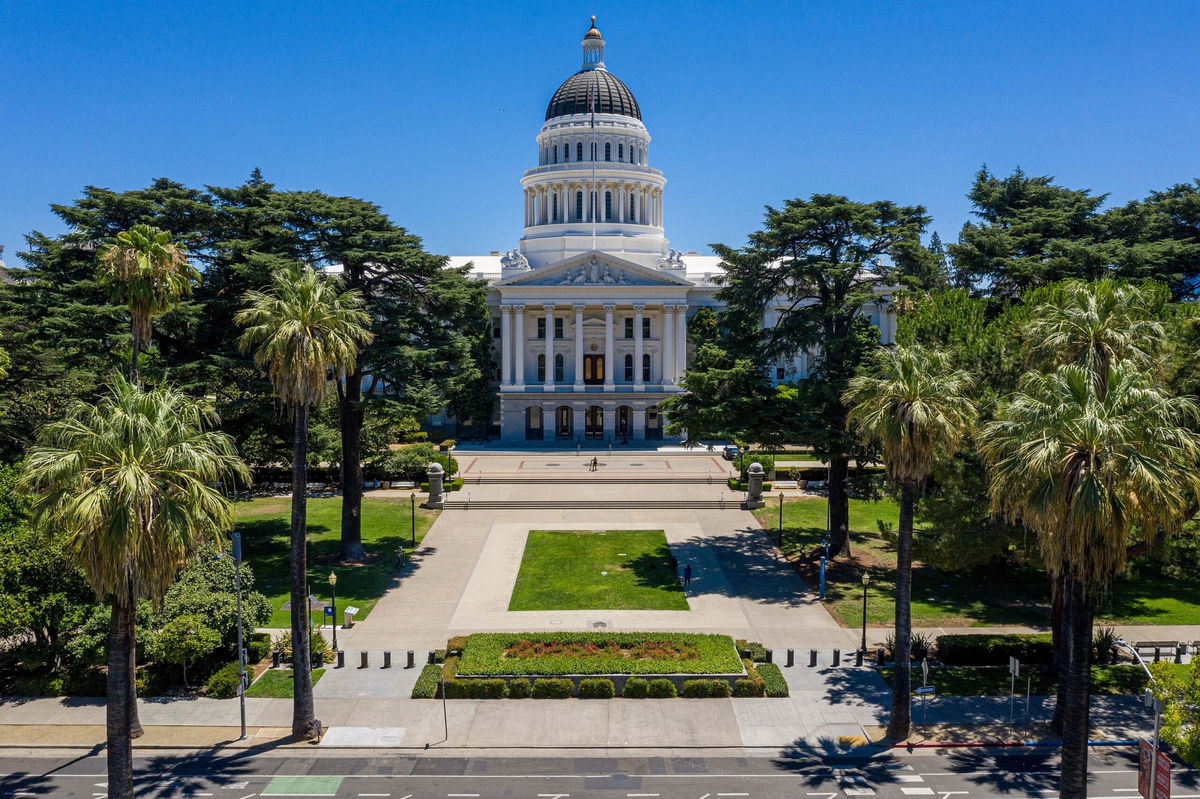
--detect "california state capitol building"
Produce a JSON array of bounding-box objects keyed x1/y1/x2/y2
[{"x1": 430, "y1": 19, "x2": 898, "y2": 444}]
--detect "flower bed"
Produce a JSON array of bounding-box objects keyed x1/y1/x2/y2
[{"x1": 455, "y1": 632, "x2": 742, "y2": 676}]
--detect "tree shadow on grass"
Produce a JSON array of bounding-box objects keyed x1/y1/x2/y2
[
  {"x1": 663, "y1": 527, "x2": 816, "y2": 607},
  {"x1": 625, "y1": 546, "x2": 686, "y2": 594}
]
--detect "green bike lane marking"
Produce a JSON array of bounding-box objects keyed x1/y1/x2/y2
[{"x1": 262, "y1": 775, "x2": 344, "y2": 796}]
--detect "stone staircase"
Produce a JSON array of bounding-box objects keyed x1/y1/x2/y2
[
  {"x1": 462, "y1": 475, "x2": 729, "y2": 485},
  {"x1": 443, "y1": 497, "x2": 745, "y2": 510}
]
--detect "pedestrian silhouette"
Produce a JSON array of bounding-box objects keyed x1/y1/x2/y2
[
  {"x1": 683, "y1": 563, "x2": 693, "y2": 586},
  {"x1": 591, "y1": 456, "x2": 598, "y2": 472},
  {"x1": 669, "y1": 554, "x2": 679, "y2": 570}
]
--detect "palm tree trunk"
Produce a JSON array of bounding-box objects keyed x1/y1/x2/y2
[
  {"x1": 1050, "y1": 572, "x2": 1067, "y2": 736},
  {"x1": 886, "y1": 480, "x2": 914, "y2": 740},
  {"x1": 1059, "y1": 574, "x2": 1094, "y2": 799},
  {"x1": 106, "y1": 591, "x2": 135, "y2": 799},
  {"x1": 126, "y1": 327, "x2": 143, "y2": 741},
  {"x1": 290, "y1": 404, "x2": 317, "y2": 739},
  {"x1": 828, "y1": 454, "x2": 851, "y2": 557},
  {"x1": 129, "y1": 328, "x2": 141, "y2": 386},
  {"x1": 339, "y1": 373, "x2": 366, "y2": 562}
]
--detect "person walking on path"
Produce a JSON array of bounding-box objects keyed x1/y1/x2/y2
[
  {"x1": 683, "y1": 563, "x2": 693, "y2": 586},
  {"x1": 591, "y1": 456, "x2": 599, "y2": 472}
]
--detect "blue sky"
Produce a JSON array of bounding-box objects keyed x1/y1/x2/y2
[{"x1": 2, "y1": 1, "x2": 1197, "y2": 263}]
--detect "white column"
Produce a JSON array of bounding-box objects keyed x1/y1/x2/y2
[
  {"x1": 573, "y1": 303, "x2": 585, "y2": 390},
  {"x1": 513, "y1": 304, "x2": 525, "y2": 388},
  {"x1": 662, "y1": 306, "x2": 675, "y2": 386},
  {"x1": 500, "y1": 305, "x2": 512, "y2": 386},
  {"x1": 603, "y1": 303, "x2": 615, "y2": 390},
  {"x1": 675, "y1": 304, "x2": 688, "y2": 380},
  {"x1": 543, "y1": 304, "x2": 555, "y2": 389},
  {"x1": 633, "y1": 303, "x2": 645, "y2": 391}
]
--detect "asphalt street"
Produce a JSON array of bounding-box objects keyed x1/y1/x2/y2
[{"x1": 0, "y1": 748, "x2": 1195, "y2": 799}]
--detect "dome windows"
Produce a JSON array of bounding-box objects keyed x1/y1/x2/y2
[{"x1": 604, "y1": 142, "x2": 611, "y2": 161}]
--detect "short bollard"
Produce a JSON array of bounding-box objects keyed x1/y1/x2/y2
[
  {"x1": 1154, "y1": 647, "x2": 1161, "y2": 663},
  {"x1": 336, "y1": 650, "x2": 345, "y2": 669},
  {"x1": 427, "y1": 650, "x2": 435, "y2": 665},
  {"x1": 272, "y1": 650, "x2": 281, "y2": 668},
  {"x1": 765, "y1": 649, "x2": 773, "y2": 664},
  {"x1": 360, "y1": 651, "x2": 369, "y2": 669},
  {"x1": 809, "y1": 649, "x2": 818, "y2": 667},
  {"x1": 1176, "y1": 644, "x2": 1186, "y2": 664},
  {"x1": 383, "y1": 651, "x2": 391, "y2": 669},
  {"x1": 406, "y1": 650, "x2": 415, "y2": 669},
  {"x1": 877, "y1": 648, "x2": 885, "y2": 667},
  {"x1": 832, "y1": 648, "x2": 841, "y2": 666},
  {"x1": 855, "y1": 649, "x2": 863, "y2": 667},
  {"x1": 786, "y1": 649, "x2": 795, "y2": 667}
]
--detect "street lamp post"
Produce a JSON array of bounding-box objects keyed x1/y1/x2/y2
[
  {"x1": 777, "y1": 492, "x2": 784, "y2": 548},
  {"x1": 230, "y1": 532, "x2": 247, "y2": 740},
  {"x1": 410, "y1": 492, "x2": 416, "y2": 548},
  {"x1": 859, "y1": 572, "x2": 871, "y2": 653},
  {"x1": 328, "y1": 571, "x2": 338, "y2": 652}
]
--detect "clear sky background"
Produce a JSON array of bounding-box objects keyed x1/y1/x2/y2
[{"x1": 2, "y1": 0, "x2": 1197, "y2": 263}]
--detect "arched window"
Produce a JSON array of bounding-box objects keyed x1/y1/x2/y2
[
  {"x1": 642, "y1": 353, "x2": 651, "y2": 382},
  {"x1": 604, "y1": 142, "x2": 611, "y2": 161},
  {"x1": 623, "y1": 354, "x2": 634, "y2": 382},
  {"x1": 553, "y1": 193, "x2": 559, "y2": 222},
  {"x1": 575, "y1": 192, "x2": 583, "y2": 220},
  {"x1": 537, "y1": 354, "x2": 546, "y2": 383},
  {"x1": 590, "y1": 142, "x2": 596, "y2": 160},
  {"x1": 553, "y1": 144, "x2": 558, "y2": 163},
  {"x1": 629, "y1": 194, "x2": 636, "y2": 222},
  {"x1": 618, "y1": 143, "x2": 624, "y2": 161},
  {"x1": 554, "y1": 353, "x2": 564, "y2": 382},
  {"x1": 576, "y1": 142, "x2": 583, "y2": 161},
  {"x1": 604, "y1": 191, "x2": 612, "y2": 221}
]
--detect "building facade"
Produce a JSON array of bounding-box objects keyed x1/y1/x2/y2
[{"x1": 440, "y1": 19, "x2": 897, "y2": 443}]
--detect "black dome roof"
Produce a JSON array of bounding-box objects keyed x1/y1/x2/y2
[{"x1": 545, "y1": 69, "x2": 641, "y2": 121}]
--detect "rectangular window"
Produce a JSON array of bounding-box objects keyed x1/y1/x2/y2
[
  {"x1": 537, "y1": 318, "x2": 546, "y2": 339},
  {"x1": 554, "y1": 317, "x2": 564, "y2": 339},
  {"x1": 624, "y1": 317, "x2": 633, "y2": 339},
  {"x1": 643, "y1": 356, "x2": 651, "y2": 382},
  {"x1": 624, "y1": 357, "x2": 634, "y2": 382},
  {"x1": 642, "y1": 317, "x2": 650, "y2": 339},
  {"x1": 492, "y1": 320, "x2": 501, "y2": 339},
  {"x1": 776, "y1": 367, "x2": 785, "y2": 381},
  {"x1": 554, "y1": 357, "x2": 564, "y2": 382}
]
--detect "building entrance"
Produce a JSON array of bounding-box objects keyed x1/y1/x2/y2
[
  {"x1": 584, "y1": 406, "x2": 604, "y2": 440},
  {"x1": 616, "y1": 406, "x2": 632, "y2": 441}
]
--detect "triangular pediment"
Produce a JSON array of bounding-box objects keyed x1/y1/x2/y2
[{"x1": 495, "y1": 251, "x2": 693, "y2": 287}]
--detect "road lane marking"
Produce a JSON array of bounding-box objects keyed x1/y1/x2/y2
[
  {"x1": 844, "y1": 790, "x2": 875, "y2": 796},
  {"x1": 896, "y1": 776, "x2": 926, "y2": 782},
  {"x1": 901, "y1": 790, "x2": 935, "y2": 796},
  {"x1": 537, "y1": 794, "x2": 570, "y2": 798},
  {"x1": 447, "y1": 795, "x2": 480, "y2": 798},
  {"x1": 807, "y1": 793, "x2": 837, "y2": 799},
  {"x1": 717, "y1": 794, "x2": 750, "y2": 797}
]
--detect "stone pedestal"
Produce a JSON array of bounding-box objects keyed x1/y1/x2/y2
[
  {"x1": 743, "y1": 462, "x2": 765, "y2": 509},
  {"x1": 424, "y1": 462, "x2": 445, "y2": 509}
]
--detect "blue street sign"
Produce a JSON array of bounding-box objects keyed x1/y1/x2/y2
[{"x1": 323, "y1": 605, "x2": 333, "y2": 616}]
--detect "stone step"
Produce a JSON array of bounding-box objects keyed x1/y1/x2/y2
[
  {"x1": 462, "y1": 476, "x2": 728, "y2": 484},
  {"x1": 442, "y1": 499, "x2": 745, "y2": 510}
]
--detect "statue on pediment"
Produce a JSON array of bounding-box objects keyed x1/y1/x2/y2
[
  {"x1": 658, "y1": 248, "x2": 686, "y2": 270},
  {"x1": 500, "y1": 248, "x2": 530, "y2": 270}
]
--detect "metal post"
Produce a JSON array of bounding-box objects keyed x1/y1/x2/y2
[
  {"x1": 819, "y1": 557, "x2": 826, "y2": 600},
  {"x1": 410, "y1": 493, "x2": 416, "y2": 547},
  {"x1": 777, "y1": 493, "x2": 784, "y2": 548},
  {"x1": 232, "y1": 532, "x2": 247, "y2": 741},
  {"x1": 329, "y1": 578, "x2": 338, "y2": 652},
  {"x1": 860, "y1": 577, "x2": 870, "y2": 653}
]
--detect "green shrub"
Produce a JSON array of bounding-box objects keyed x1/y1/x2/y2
[
  {"x1": 507, "y1": 678, "x2": 532, "y2": 698},
  {"x1": 647, "y1": 678, "x2": 677, "y2": 698},
  {"x1": 472, "y1": 679, "x2": 508, "y2": 699},
  {"x1": 935, "y1": 633, "x2": 1053, "y2": 666},
  {"x1": 440, "y1": 679, "x2": 470, "y2": 698},
  {"x1": 681, "y1": 679, "x2": 732, "y2": 698},
  {"x1": 273, "y1": 628, "x2": 333, "y2": 665},
  {"x1": 11, "y1": 674, "x2": 66, "y2": 696},
  {"x1": 205, "y1": 662, "x2": 243, "y2": 698},
  {"x1": 736, "y1": 639, "x2": 768, "y2": 662},
  {"x1": 420, "y1": 478, "x2": 464, "y2": 492},
  {"x1": 455, "y1": 632, "x2": 742, "y2": 676},
  {"x1": 733, "y1": 452, "x2": 775, "y2": 479},
  {"x1": 434, "y1": 649, "x2": 447, "y2": 664},
  {"x1": 63, "y1": 669, "x2": 107, "y2": 696},
  {"x1": 622, "y1": 677, "x2": 649, "y2": 698},
  {"x1": 411, "y1": 663, "x2": 442, "y2": 698},
  {"x1": 248, "y1": 632, "x2": 272, "y2": 663},
  {"x1": 447, "y1": 635, "x2": 468, "y2": 652},
  {"x1": 733, "y1": 678, "x2": 765, "y2": 697},
  {"x1": 578, "y1": 678, "x2": 616, "y2": 699},
  {"x1": 531, "y1": 678, "x2": 573, "y2": 698},
  {"x1": 883, "y1": 631, "x2": 934, "y2": 662},
  {"x1": 757, "y1": 663, "x2": 789, "y2": 697}
]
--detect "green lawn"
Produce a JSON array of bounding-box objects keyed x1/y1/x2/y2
[
  {"x1": 236, "y1": 496, "x2": 439, "y2": 627},
  {"x1": 244, "y1": 668, "x2": 326, "y2": 698},
  {"x1": 755, "y1": 497, "x2": 1200, "y2": 629},
  {"x1": 508, "y1": 530, "x2": 690, "y2": 611}
]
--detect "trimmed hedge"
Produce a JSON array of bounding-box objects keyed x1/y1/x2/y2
[
  {"x1": 622, "y1": 677, "x2": 650, "y2": 698},
  {"x1": 578, "y1": 678, "x2": 616, "y2": 699},
  {"x1": 205, "y1": 662, "x2": 243, "y2": 699},
  {"x1": 734, "y1": 677, "x2": 766, "y2": 697},
  {"x1": 248, "y1": 632, "x2": 273, "y2": 664},
  {"x1": 681, "y1": 679, "x2": 732, "y2": 698},
  {"x1": 736, "y1": 639, "x2": 768, "y2": 663},
  {"x1": 442, "y1": 678, "x2": 508, "y2": 698},
  {"x1": 456, "y1": 632, "x2": 743, "y2": 676},
  {"x1": 412, "y1": 663, "x2": 442, "y2": 698},
  {"x1": 532, "y1": 678, "x2": 573, "y2": 698},
  {"x1": 935, "y1": 633, "x2": 1053, "y2": 666},
  {"x1": 757, "y1": 663, "x2": 790, "y2": 697},
  {"x1": 507, "y1": 677, "x2": 532, "y2": 698},
  {"x1": 647, "y1": 678, "x2": 677, "y2": 698}
]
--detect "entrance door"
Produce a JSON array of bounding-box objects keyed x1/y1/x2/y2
[
  {"x1": 583, "y1": 354, "x2": 605, "y2": 385},
  {"x1": 616, "y1": 406, "x2": 632, "y2": 440},
  {"x1": 584, "y1": 406, "x2": 604, "y2": 440},
  {"x1": 555, "y1": 406, "x2": 573, "y2": 440}
]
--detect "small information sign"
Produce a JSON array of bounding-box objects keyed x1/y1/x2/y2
[{"x1": 915, "y1": 685, "x2": 936, "y2": 695}]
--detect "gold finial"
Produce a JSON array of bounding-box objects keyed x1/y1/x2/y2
[{"x1": 591, "y1": 15, "x2": 596, "y2": 24}]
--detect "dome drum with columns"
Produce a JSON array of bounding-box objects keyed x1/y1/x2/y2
[{"x1": 427, "y1": 20, "x2": 899, "y2": 444}]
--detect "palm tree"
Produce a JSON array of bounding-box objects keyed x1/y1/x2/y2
[
  {"x1": 96, "y1": 224, "x2": 199, "y2": 383},
  {"x1": 236, "y1": 263, "x2": 372, "y2": 739},
  {"x1": 844, "y1": 345, "x2": 976, "y2": 740},
  {"x1": 980, "y1": 363, "x2": 1200, "y2": 799},
  {"x1": 19, "y1": 375, "x2": 247, "y2": 799}
]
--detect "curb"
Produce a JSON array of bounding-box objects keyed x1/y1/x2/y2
[{"x1": 896, "y1": 739, "x2": 1137, "y2": 749}]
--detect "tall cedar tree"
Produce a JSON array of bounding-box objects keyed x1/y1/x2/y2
[
  {"x1": 714, "y1": 194, "x2": 930, "y2": 556},
  {"x1": 267, "y1": 191, "x2": 491, "y2": 561}
]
